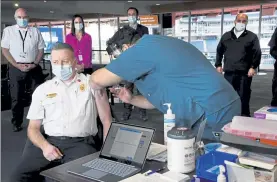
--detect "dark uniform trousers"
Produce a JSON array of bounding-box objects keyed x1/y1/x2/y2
[
  {"x1": 224, "y1": 72, "x2": 252, "y2": 116},
  {"x1": 9, "y1": 64, "x2": 44, "y2": 127},
  {"x1": 271, "y1": 61, "x2": 277, "y2": 106},
  {"x1": 9, "y1": 136, "x2": 97, "y2": 182},
  {"x1": 122, "y1": 82, "x2": 146, "y2": 116}
]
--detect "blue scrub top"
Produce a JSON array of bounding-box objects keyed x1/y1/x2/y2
[{"x1": 106, "y1": 35, "x2": 240, "y2": 129}]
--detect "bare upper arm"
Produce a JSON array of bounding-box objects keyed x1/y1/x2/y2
[
  {"x1": 90, "y1": 68, "x2": 122, "y2": 89},
  {"x1": 28, "y1": 119, "x2": 42, "y2": 132}
]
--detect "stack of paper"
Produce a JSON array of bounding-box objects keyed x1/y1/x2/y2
[
  {"x1": 147, "y1": 143, "x2": 167, "y2": 162},
  {"x1": 238, "y1": 152, "x2": 277, "y2": 170},
  {"x1": 119, "y1": 170, "x2": 190, "y2": 182}
]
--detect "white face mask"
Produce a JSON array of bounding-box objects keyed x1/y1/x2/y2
[
  {"x1": 52, "y1": 64, "x2": 73, "y2": 81},
  {"x1": 235, "y1": 23, "x2": 246, "y2": 32},
  {"x1": 128, "y1": 16, "x2": 137, "y2": 24},
  {"x1": 74, "y1": 23, "x2": 83, "y2": 31}
]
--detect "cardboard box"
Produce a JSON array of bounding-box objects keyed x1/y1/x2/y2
[
  {"x1": 254, "y1": 106, "x2": 277, "y2": 120},
  {"x1": 254, "y1": 165, "x2": 277, "y2": 182}
]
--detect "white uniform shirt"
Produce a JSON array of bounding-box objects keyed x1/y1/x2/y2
[
  {"x1": 1, "y1": 25, "x2": 45, "y2": 63},
  {"x1": 27, "y1": 73, "x2": 98, "y2": 137}
]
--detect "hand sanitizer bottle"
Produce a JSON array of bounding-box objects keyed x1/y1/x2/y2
[
  {"x1": 163, "y1": 103, "x2": 175, "y2": 145},
  {"x1": 217, "y1": 165, "x2": 226, "y2": 182}
]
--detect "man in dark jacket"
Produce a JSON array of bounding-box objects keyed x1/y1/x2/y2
[
  {"x1": 107, "y1": 7, "x2": 149, "y2": 121},
  {"x1": 269, "y1": 28, "x2": 277, "y2": 106},
  {"x1": 215, "y1": 13, "x2": 261, "y2": 117}
]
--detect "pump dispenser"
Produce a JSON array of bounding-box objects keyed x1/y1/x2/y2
[
  {"x1": 217, "y1": 165, "x2": 226, "y2": 182},
  {"x1": 164, "y1": 103, "x2": 175, "y2": 145}
]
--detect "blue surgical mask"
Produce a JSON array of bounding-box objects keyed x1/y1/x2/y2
[
  {"x1": 16, "y1": 18, "x2": 28, "y2": 27},
  {"x1": 74, "y1": 23, "x2": 83, "y2": 31},
  {"x1": 52, "y1": 64, "x2": 73, "y2": 81},
  {"x1": 128, "y1": 16, "x2": 137, "y2": 24}
]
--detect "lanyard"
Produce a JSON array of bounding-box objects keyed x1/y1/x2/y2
[{"x1": 19, "y1": 30, "x2": 28, "y2": 53}]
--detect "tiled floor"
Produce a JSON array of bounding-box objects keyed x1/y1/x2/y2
[{"x1": 1, "y1": 71, "x2": 273, "y2": 182}]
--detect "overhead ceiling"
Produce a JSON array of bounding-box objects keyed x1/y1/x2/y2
[
  {"x1": 1, "y1": 1, "x2": 187, "y2": 24},
  {"x1": 2, "y1": 0, "x2": 276, "y2": 24}
]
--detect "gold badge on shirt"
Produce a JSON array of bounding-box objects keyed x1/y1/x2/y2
[
  {"x1": 80, "y1": 83, "x2": 85, "y2": 92},
  {"x1": 46, "y1": 93, "x2": 57, "y2": 98}
]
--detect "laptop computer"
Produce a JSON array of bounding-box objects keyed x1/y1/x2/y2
[{"x1": 67, "y1": 122, "x2": 155, "y2": 182}]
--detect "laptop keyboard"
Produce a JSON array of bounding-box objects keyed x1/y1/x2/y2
[{"x1": 82, "y1": 158, "x2": 137, "y2": 177}]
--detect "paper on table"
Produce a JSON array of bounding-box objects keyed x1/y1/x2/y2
[
  {"x1": 147, "y1": 143, "x2": 167, "y2": 162},
  {"x1": 119, "y1": 170, "x2": 174, "y2": 182},
  {"x1": 224, "y1": 160, "x2": 256, "y2": 182}
]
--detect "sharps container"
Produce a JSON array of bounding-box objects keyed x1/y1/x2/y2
[{"x1": 167, "y1": 127, "x2": 196, "y2": 173}]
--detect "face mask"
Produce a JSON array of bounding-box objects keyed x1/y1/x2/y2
[
  {"x1": 74, "y1": 23, "x2": 83, "y2": 30},
  {"x1": 235, "y1": 23, "x2": 246, "y2": 32},
  {"x1": 52, "y1": 64, "x2": 73, "y2": 81},
  {"x1": 17, "y1": 18, "x2": 28, "y2": 27},
  {"x1": 128, "y1": 16, "x2": 137, "y2": 24}
]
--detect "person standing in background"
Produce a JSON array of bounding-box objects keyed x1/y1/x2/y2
[
  {"x1": 66, "y1": 14, "x2": 93, "y2": 75},
  {"x1": 1, "y1": 8, "x2": 45, "y2": 132},
  {"x1": 268, "y1": 27, "x2": 277, "y2": 106},
  {"x1": 121, "y1": 7, "x2": 149, "y2": 121},
  {"x1": 215, "y1": 13, "x2": 261, "y2": 117}
]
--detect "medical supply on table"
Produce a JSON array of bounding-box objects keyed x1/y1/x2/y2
[
  {"x1": 196, "y1": 151, "x2": 237, "y2": 181},
  {"x1": 167, "y1": 127, "x2": 195, "y2": 173},
  {"x1": 162, "y1": 171, "x2": 190, "y2": 182},
  {"x1": 216, "y1": 145, "x2": 243, "y2": 156},
  {"x1": 216, "y1": 165, "x2": 226, "y2": 182},
  {"x1": 147, "y1": 142, "x2": 167, "y2": 162},
  {"x1": 191, "y1": 175, "x2": 213, "y2": 182},
  {"x1": 204, "y1": 143, "x2": 222, "y2": 154},
  {"x1": 254, "y1": 106, "x2": 277, "y2": 120},
  {"x1": 163, "y1": 103, "x2": 175, "y2": 145},
  {"x1": 238, "y1": 152, "x2": 277, "y2": 170},
  {"x1": 145, "y1": 167, "x2": 166, "y2": 176}
]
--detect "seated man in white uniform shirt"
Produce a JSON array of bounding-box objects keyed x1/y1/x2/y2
[{"x1": 9, "y1": 43, "x2": 112, "y2": 182}]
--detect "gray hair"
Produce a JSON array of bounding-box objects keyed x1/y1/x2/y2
[
  {"x1": 14, "y1": 8, "x2": 27, "y2": 18},
  {"x1": 51, "y1": 43, "x2": 74, "y2": 53}
]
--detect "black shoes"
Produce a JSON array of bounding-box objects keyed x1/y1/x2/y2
[
  {"x1": 120, "y1": 110, "x2": 148, "y2": 121},
  {"x1": 13, "y1": 125, "x2": 23, "y2": 132},
  {"x1": 120, "y1": 112, "x2": 131, "y2": 121}
]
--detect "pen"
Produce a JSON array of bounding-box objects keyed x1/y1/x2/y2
[{"x1": 144, "y1": 167, "x2": 166, "y2": 176}]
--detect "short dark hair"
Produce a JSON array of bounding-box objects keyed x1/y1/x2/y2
[
  {"x1": 71, "y1": 14, "x2": 85, "y2": 36},
  {"x1": 52, "y1": 42, "x2": 74, "y2": 53},
  {"x1": 127, "y1": 7, "x2": 139, "y2": 16}
]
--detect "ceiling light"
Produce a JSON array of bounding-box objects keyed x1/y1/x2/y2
[
  {"x1": 127, "y1": 1, "x2": 132, "y2": 2},
  {"x1": 14, "y1": 3, "x2": 19, "y2": 7},
  {"x1": 44, "y1": 0, "x2": 47, "y2": 2},
  {"x1": 50, "y1": 10, "x2": 54, "y2": 13},
  {"x1": 156, "y1": 4, "x2": 160, "y2": 5}
]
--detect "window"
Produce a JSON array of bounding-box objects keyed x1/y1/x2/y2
[
  {"x1": 190, "y1": 9, "x2": 222, "y2": 65},
  {"x1": 174, "y1": 12, "x2": 189, "y2": 41},
  {"x1": 85, "y1": 19, "x2": 100, "y2": 64},
  {"x1": 260, "y1": 4, "x2": 277, "y2": 70},
  {"x1": 223, "y1": 5, "x2": 260, "y2": 35},
  {"x1": 100, "y1": 17, "x2": 118, "y2": 64}
]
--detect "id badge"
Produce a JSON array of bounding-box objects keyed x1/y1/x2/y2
[
  {"x1": 19, "y1": 52, "x2": 27, "y2": 62},
  {"x1": 78, "y1": 55, "x2": 83, "y2": 62}
]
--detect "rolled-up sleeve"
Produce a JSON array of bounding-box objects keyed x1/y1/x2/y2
[
  {"x1": 37, "y1": 29, "x2": 45, "y2": 50},
  {"x1": 27, "y1": 86, "x2": 45, "y2": 120},
  {"x1": 105, "y1": 44, "x2": 155, "y2": 83},
  {"x1": 1, "y1": 28, "x2": 10, "y2": 49}
]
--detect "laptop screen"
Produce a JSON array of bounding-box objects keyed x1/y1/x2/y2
[{"x1": 99, "y1": 122, "x2": 155, "y2": 168}]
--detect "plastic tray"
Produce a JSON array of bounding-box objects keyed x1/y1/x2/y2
[{"x1": 196, "y1": 151, "x2": 238, "y2": 182}]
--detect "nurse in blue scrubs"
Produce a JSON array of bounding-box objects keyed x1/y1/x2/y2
[{"x1": 90, "y1": 35, "x2": 241, "y2": 141}]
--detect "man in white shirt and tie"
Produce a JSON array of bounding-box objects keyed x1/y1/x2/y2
[
  {"x1": 9, "y1": 43, "x2": 112, "y2": 182},
  {"x1": 1, "y1": 8, "x2": 45, "y2": 132}
]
